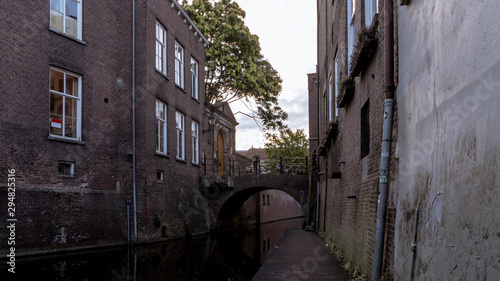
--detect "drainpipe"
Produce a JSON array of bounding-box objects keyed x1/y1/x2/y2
[
  {"x1": 372, "y1": 0, "x2": 395, "y2": 279},
  {"x1": 132, "y1": 0, "x2": 138, "y2": 243},
  {"x1": 410, "y1": 197, "x2": 421, "y2": 281}
]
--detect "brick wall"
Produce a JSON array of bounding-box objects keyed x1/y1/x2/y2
[
  {"x1": 312, "y1": 0, "x2": 398, "y2": 278},
  {"x1": 0, "y1": 0, "x2": 213, "y2": 254}
]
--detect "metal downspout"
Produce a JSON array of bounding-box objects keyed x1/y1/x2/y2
[
  {"x1": 132, "y1": 0, "x2": 138, "y2": 243},
  {"x1": 372, "y1": 0, "x2": 395, "y2": 279},
  {"x1": 410, "y1": 198, "x2": 421, "y2": 281}
]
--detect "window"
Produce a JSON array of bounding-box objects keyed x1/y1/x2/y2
[
  {"x1": 347, "y1": 0, "x2": 355, "y2": 72},
  {"x1": 191, "y1": 58, "x2": 199, "y2": 100},
  {"x1": 191, "y1": 121, "x2": 199, "y2": 164},
  {"x1": 58, "y1": 161, "x2": 74, "y2": 176},
  {"x1": 365, "y1": 0, "x2": 378, "y2": 27},
  {"x1": 156, "y1": 22, "x2": 167, "y2": 75},
  {"x1": 176, "y1": 111, "x2": 185, "y2": 159},
  {"x1": 157, "y1": 170, "x2": 164, "y2": 182},
  {"x1": 328, "y1": 79, "x2": 333, "y2": 122},
  {"x1": 50, "y1": 0, "x2": 82, "y2": 39},
  {"x1": 49, "y1": 67, "x2": 82, "y2": 140},
  {"x1": 324, "y1": 94, "x2": 328, "y2": 127},
  {"x1": 175, "y1": 42, "x2": 184, "y2": 88},
  {"x1": 361, "y1": 100, "x2": 370, "y2": 158},
  {"x1": 334, "y1": 54, "x2": 339, "y2": 117},
  {"x1": 156, "y1": 100, "x2": 167, "y2": 154}
]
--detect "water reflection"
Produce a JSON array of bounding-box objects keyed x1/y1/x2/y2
[{"x1": 0, "y1": 218, "x2": 304, "y2": 281}]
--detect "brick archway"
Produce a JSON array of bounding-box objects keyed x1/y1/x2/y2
[{"x1": 203, "y1": 174, "x2": 309, "y2": 229}]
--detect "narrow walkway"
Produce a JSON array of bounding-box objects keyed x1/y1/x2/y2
[{"x1": 252, "y1": 229, "x2": 350, "y2": 280}]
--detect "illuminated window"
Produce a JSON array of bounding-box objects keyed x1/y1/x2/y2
[{"x1": 49, "y1": 67, "x2": 81, "y2": 140}]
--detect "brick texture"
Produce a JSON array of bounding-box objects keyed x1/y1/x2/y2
[
  {"x1": 311, "y1": 0, "x2": 399, "y2": 278},
  {"x1": 0, "y1": 0, "x2": 212, "y2": 254}
]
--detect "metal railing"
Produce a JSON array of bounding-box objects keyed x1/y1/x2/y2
[
  {"x1": 234, "y1": 156, "x2": 309, "y2": 176},
  {"x1": 202, "y1": 156, "x2": 310, "y2": 177},
  {"x1": 202, "y1": 156, "x2": 234, "y2": 178}
]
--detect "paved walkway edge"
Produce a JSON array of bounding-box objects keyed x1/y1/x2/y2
[{"x1": 252, "y1": 229, "x2": 350, "y2": 280}]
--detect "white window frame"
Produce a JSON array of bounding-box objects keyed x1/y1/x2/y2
[
  {"x1": 50, "y1": 0, "x2": 83, "y2": 40},
  {"x1": 191, "y1": 121, "x2": 199, "y2": 164},
  {"x1": 365, "y1": 0, "x2": 378, "y2": 27},
  {"x1": 347, "y1": 0, "x2": 355, "y2": 72},
  {"x1": 191, "y1": 58, "x2": 199, "y2": 100},
  {"x1": 156, "y1": 100, "x2": 167, "y2": 154},
  {"x1": 328, "y1": 78, "x2": 333, "y2": 122},
  {"x1": 175, "y1": 42, "x2": 184, "y2": 88},
  {"x1": 156, "y1": 22, "x2": 167, "y2": 75},
  {"x1": 49, "y1": 67, "x2": 82, "y2": 141},
  {"x1": 334, "y1": 54, "x2": 339, "y2": 117},
  {"x1": 176, "y1": 111, "x2": 185, "y2": 160}
]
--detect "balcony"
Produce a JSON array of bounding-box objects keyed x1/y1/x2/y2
[
  {"x1": 349, "y1": 30, "x2": 378, "y2": 77},
  {"x1": 338, "y1": 77, "x2": 355, "y2": 108}
]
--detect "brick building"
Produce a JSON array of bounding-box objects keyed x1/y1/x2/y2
[
  {"x1": 310, "y1": 0, "x2": 398, "y2": 279},
  {"x1": 0, "y1": 0, "x2": 217, "y2": 254}
]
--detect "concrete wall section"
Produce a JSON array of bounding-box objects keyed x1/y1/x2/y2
[{"x1": 395, "y1": 1, "x2": 500, "y2": 280}]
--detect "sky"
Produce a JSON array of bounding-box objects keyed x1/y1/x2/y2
[{"x1": 231, "y1": 0, "x2": 317, "y2": 151}]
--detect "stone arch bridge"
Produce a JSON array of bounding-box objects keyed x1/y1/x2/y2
[{"x1": 201, "y1": 174, "x2": 309, "y2": 228}]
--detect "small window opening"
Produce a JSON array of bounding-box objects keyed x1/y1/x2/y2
[
  {"x1": 157, "y1": 170, "x2": 164, "y2": 182},
  {"x1": 58, "y1": 162, "x2": 74, "y2": 176}
]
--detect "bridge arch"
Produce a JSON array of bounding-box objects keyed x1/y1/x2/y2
[{"x1": 207, "y1": 174, "x2": 309, "y2": 229}]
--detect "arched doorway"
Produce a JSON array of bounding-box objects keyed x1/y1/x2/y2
[{"x1": 216, "y1": 130, "x2": 225, "y2": 176}]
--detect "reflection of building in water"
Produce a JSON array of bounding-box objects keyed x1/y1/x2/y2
[{"x1": 259, "y1": 219, "x2": 304, "y2": 264}]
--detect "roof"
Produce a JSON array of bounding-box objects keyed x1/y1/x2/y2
[{"x1": 170, "y1": 0, "x2": 209, "y2": 47}]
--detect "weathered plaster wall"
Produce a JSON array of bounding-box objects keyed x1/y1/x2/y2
[{"x1": 396, "y1": 1, "x2": 500, "y2": 280}]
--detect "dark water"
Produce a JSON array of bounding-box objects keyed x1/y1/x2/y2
[{"x1": 0, "y1": 218, "x2": 304, "y2": 281}]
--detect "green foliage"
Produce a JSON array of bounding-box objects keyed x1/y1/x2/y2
[
  {"x1": 263, "y1": 129, "x2": 309, "y2": 174},
  {"x1": 182, "y1": 0, "x2": 287, "y2": 132}
]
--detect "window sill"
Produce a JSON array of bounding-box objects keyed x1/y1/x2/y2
[
  {"x1": 49, "y1": 28, "x2": 86, "y2": 45},
  {"x1": 176, "y1": 158, "x2": 187, "y2": 163},
  {"x1": 175, "y1": 84, "x2": 186, "y2": 93},
  {"x1": 155, "y1": 69, "x2": 169, "y2": 80},
  {"x1": 48, "y1": 136, "x2": 85, "y2": 145},
  {"x1": 192, "y1": 162, "x2": 201, "y2": 167},
  {"x1": 156, "y1": 152, "x2": 170, "y2": 158},
  {"x1": 191, "y1": 96, "x2": 200, "y2": 103},
  {"x1": 58, "y1": 175, "x2": 75, "y2": 178}
]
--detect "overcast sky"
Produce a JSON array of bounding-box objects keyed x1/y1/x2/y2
[{"x1": 231, "y1": 0, "x2": 317, "y2": 150}]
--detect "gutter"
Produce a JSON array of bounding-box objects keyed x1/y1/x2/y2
[{"x1": 372, "y1": 0, "x2": 396, "y2": 279}]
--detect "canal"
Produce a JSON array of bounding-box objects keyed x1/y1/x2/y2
[{"x1": 1, "y1": 218, "x2": 304, "y2": 280}]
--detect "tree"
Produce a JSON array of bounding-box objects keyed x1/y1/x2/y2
[
  {"x1": 182, "y1": 0, "x2": 288, "y2": 132},
  {"x1": 263, "y1": 129, "x2": 309, "y2": 174}
]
